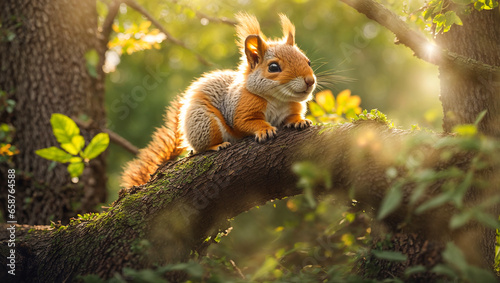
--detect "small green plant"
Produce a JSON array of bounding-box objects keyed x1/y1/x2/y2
[
  {"x1": 35, "y1": 113, "x2": 109, "y2": 180},
  {"x1": 352, "y1": 108, "x2": 395, "y2": 128}
]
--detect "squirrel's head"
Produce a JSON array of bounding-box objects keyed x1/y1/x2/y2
[{"x1": 236, "y1": 13, "x2": 316, "y2": 102}]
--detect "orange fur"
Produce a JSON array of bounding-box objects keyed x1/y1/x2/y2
[
  {"x1": 233, "y1": 89, "x2": 277, "y2": 142},
  {"x1": 284, "y1": 102, "x2": 305, "y2": 124},
  {"x1": 121, "y1": 99, "x2": 185, "y2": 188},
  {"x1": 236, "y1": 13, "x2": 267, "y2": 54},
  {"x1": 279, "y1": 13, "x2": 295, "y2": 45}
]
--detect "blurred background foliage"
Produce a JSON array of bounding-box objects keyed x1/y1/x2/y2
[{"x1": 101, "y1": 0, "x2": 445, "y2": 280}]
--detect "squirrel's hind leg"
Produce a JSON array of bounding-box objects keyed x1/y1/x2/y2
[{"x1": 183, "y1": 102, "x2": 232, "y2": 153}]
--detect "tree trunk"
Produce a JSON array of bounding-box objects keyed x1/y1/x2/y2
[
  {"x1": 1, "y1": 122, "x2": 496, "y2": 282},
  {"x1": 437, "y1": 8, "x2": 500, "y2": 136},
  {"x1": 435, "y1": 6, "x2": 500, "y2": 274},
  {"x1": 0, "y1": 0, "x2": 107, "y2": 224}
]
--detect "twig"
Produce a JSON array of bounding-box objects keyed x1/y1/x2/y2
[
  {"x1": 97, "y1": 0, "x2": 122, "y2": 75},
  {"x1": 195, "y1": 11, "x2": 237, "y2": 26},
  {"x1": 339, "y1": 0, "x2": 500, "y2": 75},
  {"x1": 73, "y1": 118, "x2": 139, "y2": 155},
  {"x1": 230, "y1": 259, "x2": 245, "y2": 279},
  {"x1": 123, "y1": 0, "x2": 212, "y2": 66},
  {"x1": 170, "y1": 0, "x2": 236, "y2": 26},
  {"x1": 100, "y1": 0, "x2": 122, "y2": 49},
  {"x1": 103, "y1": 128, "x2": 139, "y2": 155}
]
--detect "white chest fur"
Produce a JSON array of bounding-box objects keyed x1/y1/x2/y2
[{"x1": 265, "y1": 99, "x2": 291, "y2": 127}]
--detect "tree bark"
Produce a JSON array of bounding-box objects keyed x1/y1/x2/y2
[
  {"x1": 0, "y1": 0, "x2": 107, "y2": 224},
  {"x1": 1, "y1": 122, "x2": 496, "y2": 282},
  {"x1": 437, "y1": 8, "x2": 500, "y2": 136}
]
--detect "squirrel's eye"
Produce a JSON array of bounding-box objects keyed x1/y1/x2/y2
[
  {"x1": 268, "y1": 62, "x2": 281, "y2": 73},
  {"x1": 307, "y1": 60, "x2": 311, "y2": 66}
]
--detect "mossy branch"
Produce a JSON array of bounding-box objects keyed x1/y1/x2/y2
[{"x1": 0, "y1": 121, "x2": 491, "y2": 281}]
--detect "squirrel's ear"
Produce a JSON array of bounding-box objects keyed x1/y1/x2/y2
[
  {"x1": 279, "y1": 14, "x2": 295, "y2": 46},
  {"x1": 244, "y1": 35, "x2": 268, "y2": 69}
]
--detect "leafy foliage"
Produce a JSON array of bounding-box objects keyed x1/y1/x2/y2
[
  {"x1": 307, "y1": 89, "x2": 362, "y2": 124},
  {"x1": 0, "y1": 90, "x2": 18, "y2": 162},
  {"x1": 0, "y1": 123, "x2": 19, "y2": 162},
  {"x1": 35, "y1": 114, "x2": 109, "y2": 180},
  {"x1": 109, "y1": 21, "x2": 164, "y2": 55},
  {"x1": 413, "y1": 0, "x2": 499, "y2": 34}
]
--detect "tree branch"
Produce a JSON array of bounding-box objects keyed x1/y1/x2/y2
[
  {"x1": 339, "y1": 0, "x2": 500, "y2": 75},
  {"x1": 1, "y1": 121, "x2": 494, "y2": 281},
  {"x1": 195, "y1": 11, "x2": 237, "y2": 26},
  {"x1": 104, "y1": 128, "x2": 139, "y2": 155},
  {"x1": 74, "y1": 118, "x2": 139, "y2": 155},
  {"x1": 123, "y1": 0, "x2": 212, "y2": 66},
  {"x1": 97, "y1": 0, "x2": 122, "y2": 75},
  {"x1": 171, "y1": 0, "x2": 237, "y2": 26}
]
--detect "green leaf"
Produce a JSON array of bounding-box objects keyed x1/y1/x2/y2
[
  {"x1": 308, "y1": 101, "x2": 326, "y2": 117},
  {"x1": 404, "y1": 265, "x2": 427, "y2": 276},
  {"x1": 67, "y1": 162, "x2": 84, "y2": 178},
  {"x1": 432, "y1": 0, "x2": 444, "y2": 13},
  {"x1": 315, "y1": 90, "x2": 335, "y2": 113},
  {"x1": 69, "y1": 156, "x2": 83, "y2": 163},
  {"x1": 371, "y1": 250, "x2": 407, "y2": 262},
  {"x1": 474, "y1": 110, "x2": 488, "y2": 126},
  {"x1": 476, "y1": 0, "x2": 499, "y2": 10},
  {"x1": 474, "y1": 210, "x2": 500, "y2": 229},
  {"x1": 85, "y1": 49, "x2": 99, "y2": 78},
  {"x1": 410, "y1": 182, "x2": 428, "y2": 206},
  {"x1": 81, "y1": 133, "x2": 109, "y2": 160},
  {"x1": 35, "y1": 147, "x2": 73, "y2": 163},
  {"x1": 61, "y1": 135, "x2": 85, "y2": 155},
  {"x1": 450, "y1": 211, "x2": 473, "y2": 229},
  {"x1": 464, "y1": 266, "x2": 498, "y2": 283},
  {"x1": 451, "y1": 170, "x2": 473, "y2": 207},
  {"x1": 442, "y1": 242, "x2": 467, "y2": 270},
  {"x1": 422, "y1": 8, "x2": 433, "y2": 20},
  {"x1": 452, "y1": 124, "x2": 477, "y2": 137},
  {"x1": 431, "y1": 264, "x2": 457, "y2": 278},
  {"x1": 415, "y1": 191, "x2": 452, "y2": 214},
  {"x1": 444, "y1": 11, "x2": 463, "y2": 27},
  {"x1": 156, "y1": 262, "x2": 204, "y2": 279},
  {"x1": 252, "y1": 256, "x2": 279, "y2": 280},
  {"x1": 377, "y1": 186, "x2": 402, "y2": 220},
  {"x1": 51, "y1": 113, "x2": 80, "y2": 144}
]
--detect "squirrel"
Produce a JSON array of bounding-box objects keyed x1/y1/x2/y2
[{"x1": 121, "y1": 13, "x2": 316, "y2": 188}]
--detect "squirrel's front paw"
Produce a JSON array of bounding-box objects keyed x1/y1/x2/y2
[
  {"x1": 285, "y1": 119, "x2": 312, "y2": 130},
  {"x1": 255, "y1": 127, "x2": 277, "y2": 143}
]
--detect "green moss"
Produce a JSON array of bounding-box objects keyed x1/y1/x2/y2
[{"x1": 318, "y1": 123, "x2": 340, "y2": 135}]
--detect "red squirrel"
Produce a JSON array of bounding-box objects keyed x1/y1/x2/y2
[{"x1": 121, "y1": 13, "x2": 316, "y2": 188}]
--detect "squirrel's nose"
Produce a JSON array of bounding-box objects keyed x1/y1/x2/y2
[{"x1": 304, "y1": 76, "x2": 315, "y2": 87}]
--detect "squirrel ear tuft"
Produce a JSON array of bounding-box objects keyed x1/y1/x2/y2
[
  {"x1": 279, "y1": 13, "x2": 295, "y2": 46},
  {"x1": 245, "y1": 35, "x2": 268, "y2": 69}
]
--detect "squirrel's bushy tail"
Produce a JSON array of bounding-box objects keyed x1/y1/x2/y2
[{"x1": 121, "y1": 99, "x2": 185, "y2": 188}]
